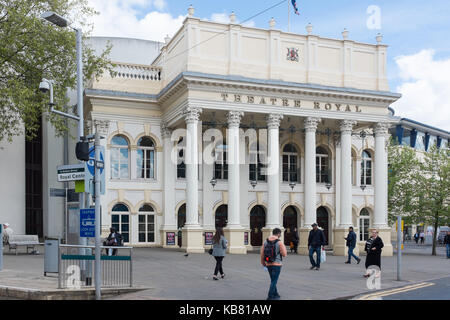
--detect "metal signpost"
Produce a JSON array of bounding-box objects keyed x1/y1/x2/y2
[
  {"x1": 0, "y1": 224, "x2": 3, "y2": 271},
  {"x1": 93, "y1": 130, "x2": 104, "y2": 300},
  {"x1": 397, "y1": 216, "x2": 402, "y2": 281}
]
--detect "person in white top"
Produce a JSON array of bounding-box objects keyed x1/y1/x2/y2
[{"x1": 2, "y1": 223, "x2": 14, "y2": 244}]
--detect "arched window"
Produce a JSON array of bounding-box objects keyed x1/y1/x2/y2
[
  {"x1": 110, "y1": 135, "x2": 130, "y2": 179},
  {"x1": 359, "y1": 208, "x2": 370, "y2": 241},
  {"x1": 249, "y1": 141, "x2": 266, "y2": 182},
  {"x1": 111, "y1": 203, "x2": 130, "y2": 243},
  {"x1": 214, "y1": 143, "x2": 228, "y2": 180},
  {"x1": 138, "y1": 204, "x2": 155, "y2": 243},
  {"x1": 316, "y1": 146, "x2": 330, "y2": 183},
  {"x1": 177, "y1": 137, "x2": 186, "y2": 179},
  {"x1": 136, "y1": 136, "x2": 155, "y2": 179},
  {"x1": 282, "y1": 144, "x2": 299, "y2": 182},
  {"x1": 361, "y1": 150, "x2": 372, "y2": 186}
]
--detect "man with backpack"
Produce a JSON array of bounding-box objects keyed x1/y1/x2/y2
[{"x1": 260, "y1": 228, "x2": 287, "y2": 300}]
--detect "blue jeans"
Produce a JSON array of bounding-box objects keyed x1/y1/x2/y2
[
  {"x1": 347, "y1": 246, "x2": 359, "y2": 263},
  {"x1": 309, "y1": 246, "x2": 321, "y2": 268},
  {"x1": 446, "y1": 244, "x2": 450, "y2": 258},
  {"x1": 267, "y1": 266, "x2": 281, "y2": 299}
]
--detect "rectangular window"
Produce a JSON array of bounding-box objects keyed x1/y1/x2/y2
[{"x1": 138, "y1": 214, "x2": 155, "y2": 243}]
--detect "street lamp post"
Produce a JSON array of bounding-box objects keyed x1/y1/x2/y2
[{"x1": 41, "y1": 11, "x2": 94, "y2": 295}]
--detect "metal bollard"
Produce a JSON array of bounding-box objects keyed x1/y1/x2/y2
[{"x1": 0, "y1": 224, "x2": 3, "y2": 271}]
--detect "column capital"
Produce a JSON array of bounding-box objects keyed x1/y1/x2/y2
[
  {"x1": 160, "y1": 121, "x2": 172, "y2": 139},
  {"x1": 304, "y1": 117, "x2": 321, "y2": 132},
  {"x1": 266, "y1": 113, "x2": 284, "y2": 129},
  {"x1": 94, "y1": 119, "x2": 110, "y2": 135},
  {"x1": 227, "y1": 111, "x2": 244, "y2": 128},
  {"x1": 339, "y1": 120, "x2": 357, "y2": 134},
  {"x1": 183, "y1": 106, "x2": 202, "y2": 123},
  {"x1": 373, "y1": 122, "x2": 390, "y2": 136}
]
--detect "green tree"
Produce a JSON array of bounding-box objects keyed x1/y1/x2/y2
[
  {"x1": 387, "y1": 139, "x2": 421, "y2": 226},
  {"x1": 414, "y1": 146, "x2": 450, "y2": 256},
  {"x1": 0, "y1": 0, "x2": 113, "y2": 142}
]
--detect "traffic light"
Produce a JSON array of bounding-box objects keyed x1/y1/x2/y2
[{"x1": 75, "y1": 141, "x2": 90, "y2": 161}]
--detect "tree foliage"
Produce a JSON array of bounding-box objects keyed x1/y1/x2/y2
[
  {"x1": 0, "y1": 0, "x2": 114, "y2": 142},
  {"x1": 388, "y1": 139, "x2": 450, "y2": 255},
  {"x1": 387, "y1": 139, "x2": 420, "y2": 225}
]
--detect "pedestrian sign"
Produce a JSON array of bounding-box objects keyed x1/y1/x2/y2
[
  {"x1": 80, "y1": 208, "x2": 95, "y2": 237},
  {"x1": 84, "y1": 145, "x2": 105, "y2": 195}
]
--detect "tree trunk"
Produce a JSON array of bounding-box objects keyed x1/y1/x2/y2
[{"x1": 432, "y1": 213, "x2": 439, "y2": 256}]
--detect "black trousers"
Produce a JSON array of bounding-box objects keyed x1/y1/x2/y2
[{"x1": 214, "y1": 256, "x2": 224, "y2": 276}]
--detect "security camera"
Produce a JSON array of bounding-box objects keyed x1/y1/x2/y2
[{"x1": 39, "y1": 80, "x2": 50, "y2": 93}]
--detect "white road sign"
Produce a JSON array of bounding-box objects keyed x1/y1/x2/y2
[{"x1": 57, "y1": 164, "x2": 85, "y2": 182}]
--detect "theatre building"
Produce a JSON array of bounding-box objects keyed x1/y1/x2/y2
[
  {"x1": 1, "y1": 6, "x2": 408, "y2": 256},
  {"x1": 79, "y1": 6, "x2": 404, "y2": 256}
]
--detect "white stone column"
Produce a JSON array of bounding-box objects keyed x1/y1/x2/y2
[
  {"x1": 227, "y1": 111, "x2": 244, "y2": 227},
  {"x1": 160, "y1": 123, "x2": 177, "y2": 248},
  {"x1": 181, "y1": 106, "x2": 204, "y2": 253},
  {"x1": 265, "y1": 113, "x2": 283, "y2": 228},
  {"x1": 373, "y1": 122, "x2": 393, "y2": 256},
  {"x1": 340, "y1": 120, "x2": 356, "y2": 227},
  {"x1": 224, "y1": 111, "x2": 246, "y2": 254},
  {"x1": 373, "y1": 123, "x2": 389, "y2": 228},
  {"x1": 304, "y1": 117, "x2": 321, "y2": 225},
  {"x1": 299, "y1": 117, "x2": 320, "y2": 254}
]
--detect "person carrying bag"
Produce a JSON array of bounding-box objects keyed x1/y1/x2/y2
[{"x1": 211, "y1": 227, "x2": 228, "y2": 280}]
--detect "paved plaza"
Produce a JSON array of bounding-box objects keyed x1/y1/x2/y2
[{"x1": 0, "y1": 244, "x2": 448, "y2": 300}]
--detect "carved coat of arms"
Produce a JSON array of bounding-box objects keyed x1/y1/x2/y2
[{"x1": 287, "y1": 48, "x2": 299, "y2": 62}]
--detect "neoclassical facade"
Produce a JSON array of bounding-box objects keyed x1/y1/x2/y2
[{"x1": 84, "y1": 7, "x2": 402, "y2": 256}]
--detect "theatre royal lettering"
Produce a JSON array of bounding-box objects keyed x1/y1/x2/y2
[{"x1": 220, "y1": 93, "x2": 363, "y2": 113}]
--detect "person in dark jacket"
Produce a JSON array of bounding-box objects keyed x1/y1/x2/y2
[
  {"x1": 103, "y1": 227, "x2": 122, "y2": 256},
  {"x1": 292, "y1": 227, "x2": 299, "y2": 254},
  {"x1": 308, "y1": 223, "x2": 326, "y2": 270},
  {"x1": 363, "y1": 229, "x2": 384, "y2": 277},
  {"x1": 444, "y1": 231, "x2": 450, "y2": 259},
  {"x1": 212, "y1": 228, "x2": 228, "y2": 280},
  {"x1": 344, "y1": 227, "x2": 361, "y2": 264}
]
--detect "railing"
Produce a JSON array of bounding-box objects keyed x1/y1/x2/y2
[
  {"x1": 58, "y1": 244, "x2": 133, "y2": 289},
  {"x1": 113, "y1": 62, "x2": 162, "y2": 81}
]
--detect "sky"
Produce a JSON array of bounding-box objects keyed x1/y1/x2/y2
[{"x1": 87, "y1": 0, "x2": 450, "y2": 131}]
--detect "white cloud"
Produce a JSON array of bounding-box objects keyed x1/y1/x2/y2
[
  {"x1": 391, "y1": 49, "x2": 450, "y2": 131},
  {"x1": 87, "y1": 0, "x2": 184, "y2": 42}
]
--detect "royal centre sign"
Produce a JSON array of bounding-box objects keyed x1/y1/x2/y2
[{"x1": 57, "y1": 164, "x2": 85, "y2": 182}]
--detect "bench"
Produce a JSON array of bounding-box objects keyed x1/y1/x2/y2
[{"x1": 8, "y1": 235, "x2": 44, "y2": 255}]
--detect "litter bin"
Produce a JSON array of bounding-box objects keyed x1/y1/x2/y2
[{"x1": 44, "y1": 237, "x2": 60, "y2": 276}]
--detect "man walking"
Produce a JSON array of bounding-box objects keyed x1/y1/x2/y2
[
  {"x1": 292, "y1": 227, "x2": 299, "y2": 254},
  {"x1": 308, "y1": 223, "x2": 326, "y2": 270},
  {"x1": 445, "y1": 231, "x2": 450, "y2": 259},
  {"x1": 344, "y1": 227, "x2": 361, "y2": 264},
  {"x1": 260, "y1": 228, "x2": 287, "y2": 300}
]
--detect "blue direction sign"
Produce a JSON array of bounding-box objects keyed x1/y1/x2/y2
[
  {"x1": 84, "y1": 145, "x2": 105, "y2": 195},
  {"x1": 80, "y1": 208, "x2": 95, "y2": 237}
]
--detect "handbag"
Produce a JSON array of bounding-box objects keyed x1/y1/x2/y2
[{"x1": 208, "y1": 245, "x2": 213, "y2": 255}]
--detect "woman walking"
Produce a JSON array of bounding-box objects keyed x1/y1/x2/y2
[
  {"x1": 212, "y1": 228, "x2": 228, "y2": 280},
  {"x1": 363, "y1": 229, "x2": 384, "y2": 277}
]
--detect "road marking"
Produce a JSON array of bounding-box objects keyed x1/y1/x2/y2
[{"x1": 356, "y1": 282, "x2": 435, "y2": 300}]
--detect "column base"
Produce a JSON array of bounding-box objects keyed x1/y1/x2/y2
[
  {"x1": 376, "y1": 227, "x2": 394, "y2": 257},
  {"x1": 160, "y1": 227, "x2": 178, "y2": 249},
  {"x1": 223, "y1": 227, "x2": 247, "y2": 254},
  {"x1": 181, "y1": 226, "x2": 205, "y2": 253},
  {"x1": 298, "y1": 227, "x2": 311, "y2": 255}
]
